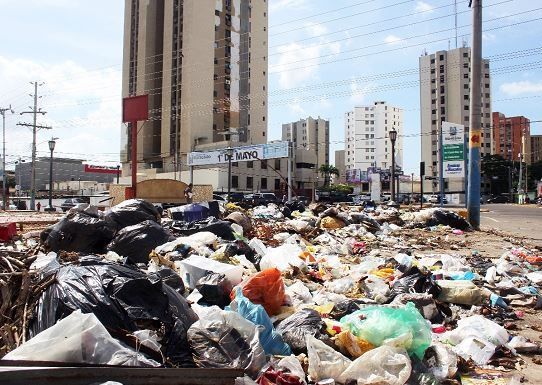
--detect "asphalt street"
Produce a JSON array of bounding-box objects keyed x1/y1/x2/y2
[{"x1": 481, "y1": 203, "x2": 542, "y2": 241}]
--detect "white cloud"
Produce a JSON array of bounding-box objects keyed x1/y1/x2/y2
[
  {"x1": 0, "y1": 56, "x2": 121, "y2": 166},
  {"x1": 384, "y1": 35, "x2": 402, "y2": 45},
  {"x1": 482, "y1": 32, "x2": 496, "y2": 41},
  {"x1": 500, "y1": 80, "x2": 542, "y2": 96},
  {"x1": 269, "y1": 0, "x2": 308, "y2": 12},
  {"x1": 415, "y1": 1, "x2": 434, "y2": 14},
  {"x1": 350, "y1": 81, "x2": 378, "y2": 105},
  {"x1": 304, "y1": 22, "x2": 328, "y2": 37},
  {"x1": 288, "y1": 99, "x2": 306, "y2": 115}
]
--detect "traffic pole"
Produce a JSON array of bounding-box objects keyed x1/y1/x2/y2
[{"x1": 467, "y1": 0, "x2": 482, "y2": 229}]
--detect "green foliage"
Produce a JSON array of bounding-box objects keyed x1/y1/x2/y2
[{"x1": 318, "y1": 164, "x2": 339, "y2": 187}]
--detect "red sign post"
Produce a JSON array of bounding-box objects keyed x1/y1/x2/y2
[{"x1": 122, "y1": 95, "x2": 149, "y2": 198}]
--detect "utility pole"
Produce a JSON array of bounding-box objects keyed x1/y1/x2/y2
[
  {"x1": 467, "y1": 0, "x2": 482, "y2": 229},
  {"x1": 18, "y1": 82, "x2": 51, "y2": 211},
  {"x1": 0, "y1": 106, "x2": 14, "y2": 210},
  {"x1": 287, "y1": 141, "x2": 292, "y2": 201}
]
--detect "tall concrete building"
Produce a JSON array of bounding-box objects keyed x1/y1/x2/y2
[
  {"x1": 419, "y1": 47, "x2": 492, "y2": 194},
  {"x1": 282, "y1": 117, "x2": 329, "y2": 191},
  {"x1": 121, "y1": 0, "x2": 268, "y2": 175},
  {"x1": 344, "y1": 101, "x2": 404, "y2": 174},
  {"x1": 334, "y1": 150, "x2": 346, "y2": 184},
  {"x1": 531, "y1": 135, "x2": 542, "y2": 163},
  {"x1": 492, "y1": 113, "x2": 531, "y2": 164}
]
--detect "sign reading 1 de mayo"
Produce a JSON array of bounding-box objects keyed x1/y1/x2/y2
[
  {"x1": 188, "y1": 141, "x2": 289, "y2": 166},
  {"x1": 442, "y1": 122, "x2": 465, "y2": 178}
]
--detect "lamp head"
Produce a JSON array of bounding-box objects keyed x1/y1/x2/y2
[{"x1": 389, "y1": 129, "x2": 397, "y2": 142}]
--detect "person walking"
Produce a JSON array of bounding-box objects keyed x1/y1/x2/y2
[
  {"x1": 36, "y1": 202, "x2": 41, "y2": 211},
  {"x1": 184, "y1": 183, "x2": 193, "y2": 204}
]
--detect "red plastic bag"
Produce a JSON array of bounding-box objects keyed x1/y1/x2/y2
[{"x1": 234, "y1": 268, "x2": 285, "y2": 316}]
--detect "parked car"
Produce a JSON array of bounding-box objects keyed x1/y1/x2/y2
[
  {"x1": 292, "y1": 195, "x2": 310, "y2": 205},
  {"x1": 428, "y1": 194, "x2": 448, "y2": 204},
  {"x1": 60, "y1": 198, "x2": 87, "y2": 212},
  {"x1": 247, "y1": 192, "x2": 279, "y2": 206},
  {"x1": 227, "y1": 192, "x2": 245, "y2": 203},
  {"x1": 486, "y1": 195, "x2": 510, "y2": 204},
  {"x1": 348, "y1": 194, "x2": 370, "y2": 205},
  {"x1": 212, "y1": 194, "x2": 226, "y2": 201}
]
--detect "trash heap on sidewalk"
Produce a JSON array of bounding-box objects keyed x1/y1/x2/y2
[{"x1": 1, "y1": 199, "x2": 541, "y2": 384}]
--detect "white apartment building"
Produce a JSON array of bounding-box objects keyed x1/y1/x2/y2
[
  {"x1": 419, "y1": 46, "x2": 492, "y2": 194},
  {"x1": 344, "y1": 102, "x2": 403, "y2": 176},
  {"x1": 282, "y1": 117, "x2": 330, "y2": 191}
]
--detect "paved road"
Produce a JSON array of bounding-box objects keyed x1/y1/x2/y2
[{"x1": 481, "y1": 203, "x2": 542, "y2": 241}]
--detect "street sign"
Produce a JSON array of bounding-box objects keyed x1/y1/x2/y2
[
  {"x1": 188, "y1": 141, "x2": 289, "y2": 166},
  {"x1": 442, "y1": 122, "x2": 465, "y2": 178}
]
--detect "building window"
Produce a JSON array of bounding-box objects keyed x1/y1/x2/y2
[
  {"x1": 232, "y1": 175, "x2": 238, "y2": 188},
  {"x1": 463, "y1": 52, "x2": 469, "y2": 58},
  {"x1": 275, "y1": 159, "x2": 281, "y2": 169},
  {"x1": 439, "y1": 54, "x2": 444, "y2": 60},
  {"x1": 261, "y1": 178, "x2": 267, "y2": 190},
  {"x1": 247, "y1": 177, "x2": 253, "y2": 189},
  {"x1": 261, "y1": 160, "x2": 267, "y2": 169},
  {"x1": 463, "y1": 63, "x2": 468, "y2": 68},
  {"x1": 463, "y1": 73, "x2": 469, "y2": 79},
  {"x1": 274, "y1": 178, "x2": 280, "y2": 190},
  {"x1": 215, "y1": 9, "x2": 220, "y2": 16},
  {"x1": 247, "y1": 161, "x2": 253, "y2": 168},
  {"x1": 232, "y1": 162, "x2": 238, "y2": 167}
]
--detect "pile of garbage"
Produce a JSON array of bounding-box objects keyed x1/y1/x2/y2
[{"x1": 1, "y1": 198, "x2": 541, "y2": 384}]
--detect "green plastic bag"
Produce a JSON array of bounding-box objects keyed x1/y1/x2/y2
[{"x1": 340, "y1": 302, "x2": 431, "y2": 359}]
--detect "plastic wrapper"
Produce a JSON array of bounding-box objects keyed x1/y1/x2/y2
[
  {"x1": 285, "y1": 281, "x2": 313, "y2": 308},
  {"x1": 105, "y1": 199, "x2": 161, "y2": 231},
  {"x1": 328, "y1": 300, "x2": 361, "y2": 320},
  {"x1": 40, "y1": 211, "x2": 116, "y2": 254},
  {"x1": 30, "y1": 257, "x2": 198, "y2": 367},
  {"x1": 360, "y1": 275, "x2": 390, "y2": 303},
  {"x1": 390, "y1": 293, "x2": 445, "y2": 323},
  {"x1": 453, "y1": 337, "x2": 496, "y2": 366},
  {"x1": 277, "y1": 356, "x2": 307, "y2": 385},
  {"x1": 276, "y1": 309, "x2": 325, "y2": 353},
  {"x1": 226, "y1": 212, "x2": 253, "y2": 234},
  {"x1": 338, "y1": 346, "x2": 412, "y2": 385},
  {"x1": 334, "y1": 331, "x2": 375, "y2": 358},
  {"x1": 237, "y1": 268, "x2": 285, "y2": 316},
  {"x1": 196, "y1": 272, "x2": 233, "y2": 308},
  {"x1": 340, "y1": 302, "x2": 432, "y2": 359},
  {"x1": 227, "y1": 289, "x2": 291, "y2": 355},
  {"x1": 107, "y1": 220, "x2": 175, "y2": 264},
  {"x1": 436, "y1": 280, "x2": 487, "y2": 305},
  {"x1": 187, "y1": 307, "x2": 266, "y2": 377},
  {"x1": 306, "y1": 335, "x2": 351, "y2": 382},
  {"x1": 5, "y1": 310, "x2": 159, "y2": 367}
]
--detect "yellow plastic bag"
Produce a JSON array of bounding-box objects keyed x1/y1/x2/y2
[{"x1": 334, "y1": 331, "x2": 374, "y2": 358}]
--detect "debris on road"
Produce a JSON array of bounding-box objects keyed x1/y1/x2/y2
[{"x1": 1, "y1": 199, "x2": 542, "y2": 384}]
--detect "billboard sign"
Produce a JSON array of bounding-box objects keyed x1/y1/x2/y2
[
  {"x1": 442, "y1": 122, "x2": 465, "y2": 178},
  {"x1": 188, "y1": 141, "x2": 289, "y2": 166}
]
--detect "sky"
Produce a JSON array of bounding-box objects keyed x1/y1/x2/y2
[{"x1": 0, "y1": 0, "x2": 541, "y2": 174}]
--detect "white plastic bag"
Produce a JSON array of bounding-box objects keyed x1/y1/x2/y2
[
  {"x1": 446, "y1": 315, "x2": 508, "y2": 346},
  {"x1": 278, "y1": 355, "x2": 307, "y2": 385},
  {"x1": 285, "y1": 281, "x2": 313, "y2": 307},
  {"x1": 453, "y1": 337, "x2": 496, "y2": 366},
  {"x1": 306, "y1": 334, "x2": 351, "y2": 382},
  {"x1": 338, "y1": 345, "x2": 411, "y2": 385},
  {"x1": 424, "y1": 342, "x2": 458, "y2": 380},
  {"x1": 260, "y1": 244, "x2": 305, "y2": 272},
  {"x1": 4, "y1": 310, "x2": 159, "y2": 366}
]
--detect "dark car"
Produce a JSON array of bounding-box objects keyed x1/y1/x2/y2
[
  {"x1": 486, "y1": 195, "x2": 510, "y2": 204},
  {"x1": 213, "y1": 194, "x2": 226, "y2": 201},
  {"x1": 227, "y1": 192, "x2": 245, "y2": 203},
  {"x1": 60, "y1": 198, "x2": 87, "y2": 212}
]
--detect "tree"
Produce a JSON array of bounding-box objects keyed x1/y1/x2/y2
[
  {"x1": 481, "y1": 154, "x2": 515, "y2": 196},
  {"x1": 319, "y1": 164, "x2": 339, "y2": 187}
]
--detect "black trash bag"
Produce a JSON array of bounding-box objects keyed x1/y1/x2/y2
[
  {"x1": 389, "y1": 266, "x2": 441, "y2": 300},
  {"x1": 170, "y1": 217, "x2": 236, "y2": 240},
  {"x1": 105, "y1": 199, "x2": 161, "y2": 231},
  {"x1": 40, "y1": 211, "x2": 116, "y2": 254},
  {"x1": 329, "y1": 300, "x2": 362, "y2": 320},
  {"x1": 195, "y1": 272, "x2": 233, "y2": 308},
  {"x1": 285, "y1": 200, "x2": 305, "y2": 213},
  {"x1": 276, "y1": 309, "x2": 326, "y2": 354},
  {"x1": 281, "y1": 206, "x2": 292, "y2": 219},
  {"x1": 390, "y1": 293, "x2": 446, "y2": 323},
  {"x1": 427, "y1": 209, "x2": 471, "y2": 231},
  {"x1": 30, "y1": 257, "x2": 198, "y2": 367},
  {"x1": 406, "y1": 357, "x2": 441, "y2": 385},
  {"x1": 107, "y1": 220, "x2": 175, "y2": 264},
  {"x1": 224, "y1": 240, "x2": 261, "y2": 269},
  {"x1": 349, "y1": 212, "x2": 381, "y2": 233},
  {"x1": 155, "y1": 266, "x2": 186, "y2": 296}
]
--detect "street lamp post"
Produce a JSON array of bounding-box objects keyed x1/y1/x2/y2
[
  {"x1": 226, "y1": 147, "x2": 233, "y2": 201},
  {"x1": 389, "y1": 129, "x2": 397, "y2": 202},
  {"x1": 46, "y1": 138, "x2": 57, "y2": 212}
]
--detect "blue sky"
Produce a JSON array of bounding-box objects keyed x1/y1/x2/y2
[{"x1": 0, "y1": 0, "x2": 541, "y2": 173}]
